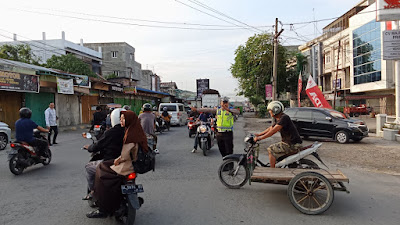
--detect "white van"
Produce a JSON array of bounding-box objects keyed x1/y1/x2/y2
[{"x1": 158, "y1": 103, "x2": 188, "y2": 126}]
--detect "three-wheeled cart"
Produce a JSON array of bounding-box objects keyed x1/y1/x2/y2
[{"x1": 251, "y1": 167, "x2": 349, "y2": 215}]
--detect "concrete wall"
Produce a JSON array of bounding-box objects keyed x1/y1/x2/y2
[{"x1": 55, "y1": 94, "x2": 80, "y2": 126}]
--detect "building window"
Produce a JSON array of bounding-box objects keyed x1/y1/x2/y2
[
  {"x1": 111, "y1": 51, "x2": 118, "y2": 58},
  {"x1": 130, "y1": 53, "x2": 134, "y2": 60},
  {"x1": 113, "y1": 71, "x2": 120, "y2": 76},
  {"x1": 353, "y1": 20, "x2": 381, "y2": 85}
]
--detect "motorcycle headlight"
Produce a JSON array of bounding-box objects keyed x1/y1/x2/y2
[{"x1": 199, "y1": 125, "x2": 207, "y2": 133}]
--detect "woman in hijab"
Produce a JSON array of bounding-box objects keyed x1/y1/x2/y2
[{"x1": 86, "y1": 110, "x2": 148, "y2": 218}]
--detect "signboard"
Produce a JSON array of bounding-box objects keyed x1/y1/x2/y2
[
  {"x1": 0, "y1": 70, "x2": 39, "y2": 93},
  {"x1": 123, "y1": 86, "x2": 137, "y2": 94},
  {"x1": 306, "y1": 76, "x2": 332, "y2": 109},
  {"x1": 297, "y1": 73, "x2": 302, "y2": 107},
  {"x1": 265, "y1": 84, "x2": 272, "y2": 100},
  {"x1": 332, "y1": 78, "x2": 342, "y2": 89},
  {"x1": 377, "y1": 0, "x2": 400, "y2": 21},
  {"x1": 72, "y1": 75, "x2": 90, "y2": 87},
  {"x1": 110, "y1": 84, "x2": 123, "y2": 92},
  {"x1": 196, "y1": 79, "x2": 209, "y2": 97},
  {"x1": 57, "y1": 77, "x2": 74, "y2": 94},
  {"x1": 383, "y1": 30, "x2": 400, "y2": 60}
]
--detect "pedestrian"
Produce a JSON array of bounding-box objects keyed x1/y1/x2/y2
[
  {"x1": 215, "y1": 97, "x2": 238, "y2": 157},
  {"x1": 45, "y1": 102, "x2": 58, "y2": 146}
]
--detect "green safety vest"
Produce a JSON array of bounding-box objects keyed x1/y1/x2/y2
[{"x1": 216, "y1": 109, "x2": 234, "y2": 132}]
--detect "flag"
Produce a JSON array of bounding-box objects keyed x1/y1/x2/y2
[
  {"x1": 298, "y1": 72, "x2": 302, "y2": 107},
  {"x1": 305, "y1": 76, "x2": 332, "y2": 109}
]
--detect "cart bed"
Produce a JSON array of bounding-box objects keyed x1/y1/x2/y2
[{"x1": 251, "y1": 167, "x2": 349, "y2": 184}]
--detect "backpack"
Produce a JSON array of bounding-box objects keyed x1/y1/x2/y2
[{"x1": 132, "y1": 146, "x2": 156, "y2": 174}]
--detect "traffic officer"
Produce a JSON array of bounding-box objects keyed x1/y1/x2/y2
[{"x1": 215, "y1": 97, "x2": 238, "y2": 157}]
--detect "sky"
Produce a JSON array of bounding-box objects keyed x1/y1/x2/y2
[{"x1": 1, "y1": 0, "x2": 362, "y2": 101}]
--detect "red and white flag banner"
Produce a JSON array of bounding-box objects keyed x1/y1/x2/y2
[
  {"x1": 297, "y1": 72, "x2": 302, "y2": 107},
  {"x1": 305, "y1": 76, "x2": 332, "y2": 109}
]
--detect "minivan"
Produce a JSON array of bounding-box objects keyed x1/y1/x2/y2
[
  {"x1": 158, "y1": 103, "x2": 188, "y2": 126},
  {"x1": 284, "y1": 107, "x2": 369, "y2": 144}
]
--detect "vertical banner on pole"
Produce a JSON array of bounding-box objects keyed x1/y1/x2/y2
[
  {"x1": 306, "y1": 76, "x2": 332, "y2": 109},
  {"x1": 265, "y1": 84, "x2": 272, "y2": 100},
  {"x1": 298, "y1": 72, "x2": 302, "y2": 107}
]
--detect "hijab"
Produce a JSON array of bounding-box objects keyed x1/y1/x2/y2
[{"x1": 121, "y1": 111, "x2": 149, "y2": 152}]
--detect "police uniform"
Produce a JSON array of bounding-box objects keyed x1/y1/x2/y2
[{"x1": 216, "y1": 108, "x2": 234, "y2": 157}]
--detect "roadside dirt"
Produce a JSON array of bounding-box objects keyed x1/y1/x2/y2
[{"x1": 243, "y1": 113, "x2": 400, "y2": 175}]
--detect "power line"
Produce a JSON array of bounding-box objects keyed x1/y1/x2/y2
[
  {"x1": 11, "y1": 8, "x2": 252, "y2": 31},
  {"x1": 174, "y1": 0, "x2": 256, "y2": 32},
  {"x1": 186, "y1": 0, "x2": 264, "y2": 32}
]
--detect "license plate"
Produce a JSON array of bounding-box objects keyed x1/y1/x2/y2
[
  {"x1": 121, "y1": 184, "x2": 144, "y2": 195},
  {"x1": 94, "y1": 126, "x2": 101, "y2": 131}
]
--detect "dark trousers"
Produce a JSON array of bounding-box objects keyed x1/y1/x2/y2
[
  {"x1": 216, "y1": 131, "x2": 233, "y2": 157},
  {"x1": 48, "y1": 126, "x2": 58, "y2": 144},
  {"x1": 29, "y1": 138, "x2": 48, "y2": 156}
]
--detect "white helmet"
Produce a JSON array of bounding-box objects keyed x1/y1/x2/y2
[
  {"x1": 110, "y1": 108, "x2": 126, "y2": 127},
  {"x1": 267, "y1": 101, "x2": 284, "y2": 116}
]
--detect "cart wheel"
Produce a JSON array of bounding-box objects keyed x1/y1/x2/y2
[{"x1": 288, "y1": 172, "x2": 334, "y2": 215}]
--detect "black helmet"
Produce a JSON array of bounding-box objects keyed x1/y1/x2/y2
[
  {"x1": 19, "y1": 107, "x2": 32, "y2": 119},
  {"x1": 143, "y1": 103, "x2": 152, "y2": 112}
]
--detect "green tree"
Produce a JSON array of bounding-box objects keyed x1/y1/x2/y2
[
  {"x1": 230, "y1": 33, "x2": 293, "y2": 105},
  {"x1": 0, "y1": 44, "x2": 41, "y2": 65},
  {"x1": 45, "y1": 54, "x2": 97, "y2": 77}
]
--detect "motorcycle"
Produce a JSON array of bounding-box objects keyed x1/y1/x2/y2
[
  {"x1": 196, "y1": 122, "x2": 215, "y2": 156},
  {"x1": 187, "y1": 117, "x2": 199, "y2": 138},
  {"x1": 218, "y1": 134, "x2": 326, "y2": 189},
  {"x1": 91, "y1": 123, "x2": 106, "y2": 140},
  {"x1": 155, "y1": 116, "x2": 166, "y2": 134},
  {"x1": 8, "y1": 129, "x2": 52, "y2": 175},
  {"x1": 82, "y1": 132, "x2": 104, "y2": 208}
]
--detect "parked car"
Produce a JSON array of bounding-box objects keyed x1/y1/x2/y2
[
  {"x1": 0, "y1": 122, "x2": 11, "y2": 150},
  {"x1": 284, "y1": 107, "x2": 369, "y2": 144},
  {"x1": 343, "y1": 104, "x2": 371, "y2": 117},
  {"x1": 158, "y1": 103, "x2": 188, "y2": 126}
]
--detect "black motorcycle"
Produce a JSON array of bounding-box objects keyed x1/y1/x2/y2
[
  {"x1": 8, "y1": 129, "x2": 52, "y2": 175},
  {"x1": 155, "y1": 116, "x2": 166, "y2": 134},
  {"x1": 196, "y1": 122, "x2": 214, "y2": 156}
]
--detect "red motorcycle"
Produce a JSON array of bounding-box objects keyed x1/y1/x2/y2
[
  {"x1": 8, "y1": 129, "x2": 52, "y2": 175},
  {"x1": 187, "y1": 117, "x2": 199, "y2": 138}
]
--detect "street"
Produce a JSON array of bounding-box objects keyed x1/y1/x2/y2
[{"x1": 1, "y1": 117, "x2": 400, "y2": 225}]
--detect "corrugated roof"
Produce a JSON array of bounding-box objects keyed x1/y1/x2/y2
[{"x1": 136, "y1": 87, "x2": 170, "y2": 96}]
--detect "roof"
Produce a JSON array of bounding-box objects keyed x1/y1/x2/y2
[
  {"x1": 136, "y1": 87, "x2": 170, "y2": 96},
  {"x1": 202, "y1": 89, "x2": 220, "y2": 95}
]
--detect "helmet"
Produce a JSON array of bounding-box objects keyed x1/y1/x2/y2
[
  {"x1": 143, "y1": 103, "x2": 152, "y2": 112},
  {"x1": 110, "y1": 108, "x2": 126, "y2": 127},
  {"x1": 163, "y1": 107, "x2": 167, "y2": 111},
  {"x1": 19, "y1": 107, "x2": 32, "y2": 119},
  {"x1": 267, "y1": 101, "x2": 284, "y2": 116},
  {"x1": 123, "y1": 105, "x2": 131, "y2": 110}
]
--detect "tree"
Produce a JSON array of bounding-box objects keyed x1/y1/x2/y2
[
  {"x1": 0, "y1": 44, "x2": 41, "y2": 65},
  {"x1": 45, "y1": 54, "x2": 97, "y2": 77},
  {"x1": 230, "y1": 33, "x2": 293, "y2": 105}
]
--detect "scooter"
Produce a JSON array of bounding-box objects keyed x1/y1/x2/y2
[
  {"x1": 8, "y1": 129, "x2": 52, "y2": 175},
  {"x1": 155, "y1": 117, "x2": 166, "y2": 134},
  {"x1": 196, "y1": 122, "x2": 215, "y2": 156}
]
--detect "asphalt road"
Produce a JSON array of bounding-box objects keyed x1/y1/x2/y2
[{"x1": 0, "y1": 117, "x2": 399, "y2": 225}]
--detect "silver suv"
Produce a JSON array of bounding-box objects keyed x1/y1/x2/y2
[{"x1": 0, "y1": 122, "x2": 11, "y2": 150}]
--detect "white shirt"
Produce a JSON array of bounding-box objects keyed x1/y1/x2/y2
[{"x1": 45, "y1": 108, "x2": 57, "y2": 127}]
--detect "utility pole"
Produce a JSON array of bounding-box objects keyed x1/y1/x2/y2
[
  {"x1": 272, "y1": 18, "x2": 284, "y2": 101},
  {"x1": 333, "y1": 40, "x2": 341, "y2": 109}
]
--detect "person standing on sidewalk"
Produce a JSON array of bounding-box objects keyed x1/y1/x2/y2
[
  {"x1": 45, "y1": 102, "x2": 58, "y2": 146},
  {"x1": 215, "y1": 97, "x2": 238, "y2": 157}
]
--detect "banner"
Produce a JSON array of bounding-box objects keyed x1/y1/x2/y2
[
  {"x1": 305, "y1": 76, "x2": 332, "y2": 109},
  {"x1": 57, "y1": 77, "x2": 74, "y2": 94},
  {"x1": 123, "y1": 86, "x2": 137, "y2": 94},
  {"x1": 265, "y1": 84, "x2": 272, "y2": 100},
  {"x1": 0, "y1": 70, "x2": 39, "y2": 93},
  {"x1": 297, "y1": 73, "x2": 302, "y2": 107},
  {"x1": 196, "y1": 79, "x2": 209, "y2": 98}
]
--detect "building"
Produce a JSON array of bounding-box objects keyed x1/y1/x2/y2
[
  {"x1": 140, "y1": 70, "x2": 153, "y2": 90},
  {"x1": 297, "y1": 0, "x2": 395, "y2": 114},
  {"x1": 0, "y1": 31, "x2": 102, "y2": 75},
  {"x1": 84, "y1": 42, "x2": 141, "y2": 81},
  {"x1": 160, "y1": 82, "x2": 178, "y2": 96}
]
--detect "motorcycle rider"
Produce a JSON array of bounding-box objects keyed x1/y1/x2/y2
[
  {"x1": 191, "y1": 111, "x2": 213, "y2": 153},
  {"x1": 82, "y1": 108, "x2": 125, "y2": 201},
  {"x1": 138, "y1": 103, "x2": 157, "y2": 150},
  {"x1": 253, "y1": 101, "x2": 302, "y2": 168},
  {"x1": 15, "y1": 108, "x2": 49, "y2": 159},
  {"x1": 161, "y1": 107, "x2": 171, "y2": 129},
  {"x1": 90, "y1": 106, "x2": 106, "y2": 131}
]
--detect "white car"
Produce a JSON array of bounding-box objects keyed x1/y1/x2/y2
[
  {"x1": 158, "y1": 103, "x2": 188, "y2": 126},
  {"x1": 0, "y1": 122, "x2": 11, "y2": 150}
]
